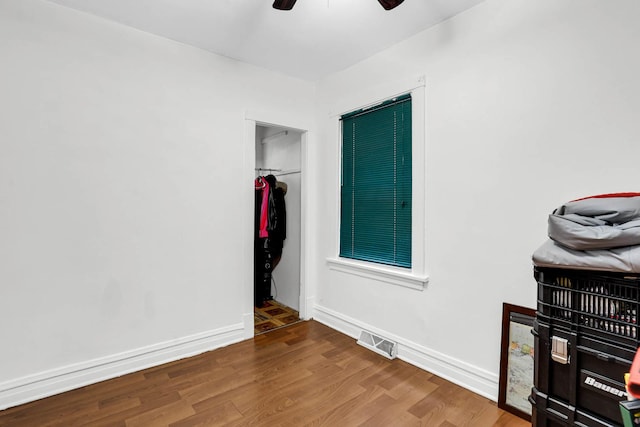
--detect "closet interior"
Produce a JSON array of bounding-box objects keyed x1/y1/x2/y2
[{"x1": 253, "y1": 125, "x2": 302, "y2": 334}]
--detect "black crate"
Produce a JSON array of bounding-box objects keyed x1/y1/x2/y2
[
  {"x1": 535, "y1": 267, "x2": 640, "y2": 349},
  {"x1": 534, "y1": 318, "x2": 633, "y2": 425},
  {"x1": 530, "y1": 387, "x2": 619, "y2": 427}
]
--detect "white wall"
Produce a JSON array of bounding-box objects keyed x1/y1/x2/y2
[
  {"x1": 312, "y1": 0, "x2": 640, "y2": 400},
  {"x1": 0, "y1": 0, "x2": 314, "y2": 408}
]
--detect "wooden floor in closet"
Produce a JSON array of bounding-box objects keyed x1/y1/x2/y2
[
  {"x1": 254, "y1": 299, "x2": 301, "y2": 335},
  {"x1": 0, "y1": 320, "x2": 529, "y2": 426}
]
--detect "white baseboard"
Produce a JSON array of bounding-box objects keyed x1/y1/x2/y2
[
  {"x1": 0, "y1": 322, "x2": 245, "y2": 411},
  {"x1": 242, "y1": 312, "x2": 255, "y2": 339},
  {"x1": 301, "y1": 296, "x2": 315, "y2": 320},
  {"x1": 312, "y1": 304, "x2": 499, "y2": 401}
]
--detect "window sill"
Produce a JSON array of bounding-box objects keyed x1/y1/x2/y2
[{"x1": 326, "y1": 257, "x2": 428, "y2": 291}]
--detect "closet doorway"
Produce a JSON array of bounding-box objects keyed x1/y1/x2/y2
[{"x1": 253, "y1": 124, "x2": 303, "y2": 335}]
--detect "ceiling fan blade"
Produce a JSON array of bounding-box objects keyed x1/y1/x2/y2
[
  {"x1": 273, "y1": 0, "x2": 297, "y2": 10},
  {"x1": 378, "y1": 0, "x2": 404, "y2": 10}
]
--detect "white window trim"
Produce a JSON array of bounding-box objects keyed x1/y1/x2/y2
[
  {"x1": 327, "y1": 257, "x2": 428, "y2": 291},
  {"x1": 328, "y1": 75, "x2": 428, "y2": 290}
]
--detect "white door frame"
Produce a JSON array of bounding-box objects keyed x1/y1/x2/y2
[{"x1": 243, "y1": 110, "x2": 312, "y2": 338}]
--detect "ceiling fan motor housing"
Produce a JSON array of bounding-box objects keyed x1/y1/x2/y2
[
  {"x1": 378, "y1": 0, "x2": 405, "y2": 10},
  {"x1": 272, "y1": 0, "x2": 297, "y2": 10},
  {"x1": 273, "y1": 0, "x2": 404, "y2": 11}
]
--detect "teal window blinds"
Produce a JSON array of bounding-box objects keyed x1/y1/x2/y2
[{"x1": 340, "y1": 94, "x2": 412, "y2": 268}]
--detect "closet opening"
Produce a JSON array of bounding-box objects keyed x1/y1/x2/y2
[{"x1": 253, "y1": 125, "x2": 303, "y2": 335}]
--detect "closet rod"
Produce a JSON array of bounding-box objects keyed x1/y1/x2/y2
[
  {"x1": 275, "y1": 169, "x2": 301, "y2": 177},
  {"x1": 255, "y1": 167, "x2": 282, "y2": 172}
]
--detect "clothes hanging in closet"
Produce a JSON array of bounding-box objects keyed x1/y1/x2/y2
[{"x1": 254, "y1": 175, "x2": 287, "y2": 307}]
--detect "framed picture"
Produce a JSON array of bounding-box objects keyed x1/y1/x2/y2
[{"x1": 498, "y1": 302, "x2": 536, "y2": 421}]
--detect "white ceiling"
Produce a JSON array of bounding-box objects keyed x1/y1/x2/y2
[{"x1": 47, "y1": 0, "x2": 486, "y2": 82}]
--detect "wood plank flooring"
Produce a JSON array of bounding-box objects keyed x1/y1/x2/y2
[{"x1": 0, "y1": 321, "x2": 530, "y2": 426}]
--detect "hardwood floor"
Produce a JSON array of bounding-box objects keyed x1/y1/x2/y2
[{"x1": 0, "y1": 321, "x2": 530, "y2": 426}]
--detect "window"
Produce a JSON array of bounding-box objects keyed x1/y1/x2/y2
[{"x1": 339, "y1": 94, "x2": 412, "y2": 268}]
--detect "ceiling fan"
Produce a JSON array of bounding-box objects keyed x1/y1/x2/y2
[{"x1": 273, "y1": 0, "x2": 405, "y2": 11}]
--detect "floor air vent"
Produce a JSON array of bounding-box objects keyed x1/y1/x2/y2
[{"x1": 357, "y1": 330, "x2": 398, "y2": 359}]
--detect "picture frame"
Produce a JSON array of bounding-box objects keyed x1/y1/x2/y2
[{"x1": 498, "y1": 302, "x2": 536, "y2": 421}]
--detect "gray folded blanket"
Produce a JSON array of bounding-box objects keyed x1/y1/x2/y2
[
  {"x1": 533, "y1": 193, "x2": 640, "y2": 272},
  {"x1": 548, "y1": 195, "x2": 640, "y2": 250}
]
